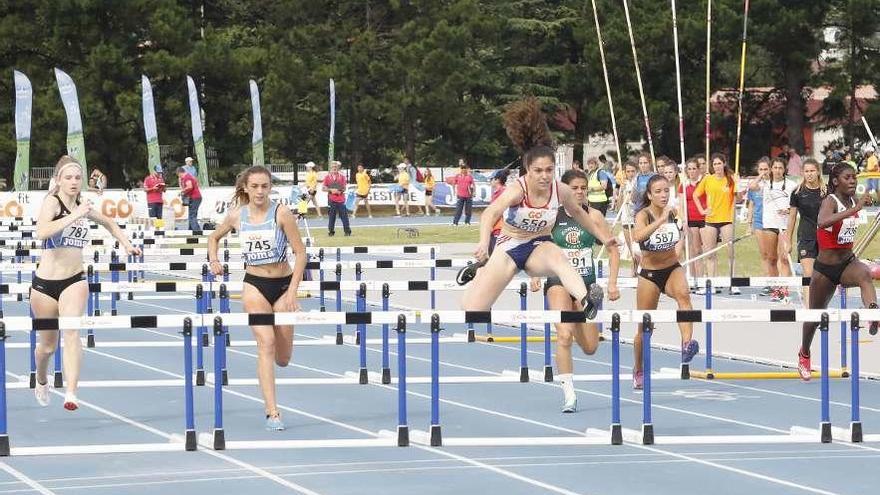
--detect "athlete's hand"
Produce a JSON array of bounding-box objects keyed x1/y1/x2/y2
[
  {"x1": 474, "y1": 242, "x2": 489, "y2": 262},
  {"x1": 703, "y1": 207, "x2": 712, "y2": 217},
  {"x1": 74, "y1": 199, "x2": 93, "y2": 219},
  {"x1": 780, "y1": 235, "x2": 791, "y2": 255},
  {"x1": 125, "y1": 244, "x2": 142, "y2": 257},
  {"x1": 603, "y1": 236, "x2": 619, "y2": 249},
  {"x1": 529, "y1": 277, "x2": 542, "y2": 292},
  {"x1": 858, "y1": 193, "x2": 873, "y2": 209},
  {"x1": 208, "y1": 259, "x2": 223, "y2": 276},
  {"x1": 608, "y1": 283, "x2": 620, "y2": 302},
  {"x1": 286, "y1": 292, "x2": 301, "y2": 313}
]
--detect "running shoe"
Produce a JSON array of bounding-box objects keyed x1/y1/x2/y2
[
  {"x1": 34, "y1": 381, "x2": 50, "y2": 407},
  {"x1": 681, "y1": 340, "x2": 700, "y2": 364},
  {"x1": 798, "y1": 351, "x2": 812, "y2": 382},
  {"x1": 266, "y1": 414, "x2": 286, "y2": 431},
  {"x1": 581, "y1": 283, "x2": 604, "y2": 320},
  {"x1": 632, "y1": 370, "x2": 644, "y2": 391},
  {"x1": 63, "y1": 392, "x2": 78, "y2": 411},
  {"x1": 770, "y1": 288, "x2": 785, "y2": 303},
  {"x1": 729, "y1": 286, "x2": 741, "y2": 295},
  {"x1": 455, "y1": 260, "x2": 486, "y2": 286},
  {"x1": 561, "y1": 395, "x2": 577, "y2": 414},
  {"x1": 760, "y1": 286, "x2": 772, "y2": 296}
]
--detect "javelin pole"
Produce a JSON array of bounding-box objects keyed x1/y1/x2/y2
[
  {"x1": 621, "y1": 0, "x2": 656, "y2": 168},
  {"x1": 704, "y1": 0, "x2": 713, "y2": 163},
  {"x1": 728, "y1": 0, "x2": 751, "y2": 285},
  {"x1": 671, "y1": 0, "x2": 692, "y2": 281},
  {"x1": 590, "y1": 0, "x2": 623, "y2": 167}
]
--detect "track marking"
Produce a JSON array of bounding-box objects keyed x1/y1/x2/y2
[{"x1": 0, "y1": 462, "x2": 56, "y2": 495}]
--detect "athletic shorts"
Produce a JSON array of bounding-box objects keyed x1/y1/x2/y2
[
  {"x1": 496, "y1": 235, "x2": 552, "y2": 271},
  {"x1": 243, "y1": 273, "x2": 293, "y2": 306},
  {"x1": 31, "y1": 272, "x2": 85, "y2": 302},
  {"x1": 148, "y1": 202, "x2": 163, "y2": 219},
  {"x1": 798, "y1": 239, "x2": 818, "y2": 261},
  {"x1": 687, "y1": 220, "x2": 705, "y2": 229}
]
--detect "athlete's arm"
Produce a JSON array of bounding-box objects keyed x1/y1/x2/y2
[
  {"x1": 817, "y1": 195, "x2": 867, "y2": 229},
  {"x1": 631, "y1": 207, "x2": 671, "y2": 242},
  {"x1": 474, "y1": 185, "x2": 522, "y2": 261},
  {"x1": 277, "y1": 205, "x2": 307, "y2": 301},
  {"x1": 207, "y1": 208, "x2": 240, "y2": 275},
  {"x1": 34, "y1": 196, "x2": 90, "y2": 240},
  {"x1": 590, "y1": 208, "x2": 620, "y2": 301},
  {"x1": 88, "y1": 209, "x2": 141, "y2": 256}
]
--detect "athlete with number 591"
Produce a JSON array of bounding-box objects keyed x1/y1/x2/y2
[{"x1": 208, "y1": 165, "x2": 307, "y2": 430}]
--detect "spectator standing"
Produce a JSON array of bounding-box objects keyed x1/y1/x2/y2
[
  {"x1": 177, "y1": 166, "x2": 202, "y2": 231},
  {"x1": 784, "y1": 144, "x2": 803, "y2": 177},
  {"x1": 323, "y1": 161, "x2": 351, "y2": 236},
  {"x1": 90, "y1": 168, "x2": 107, "y2": 194},
  {"x1": 394, "y1": 163, "x2": 411, "y2": 217},
  {"x1": 452, "y1": 163, "x2": 475, "y2": 225},
  {"x1": 423, "y1": 168, "x2": 441, "y2": 215},
  {"x1": 304, "y1": 161, "x2": 323, "y2": 218},
  {"x1": 864, "y1": 146, "x2": 880, "y2": 204},
  {"x1": 353, "y1": 163, "x2": 373, "y2": 218},
  {"x1": 183, "y1": 156, "x2": 197, "y2": 177},
  {"x1": 144, "y1": 165, "x2": 166, "y2": 228}
]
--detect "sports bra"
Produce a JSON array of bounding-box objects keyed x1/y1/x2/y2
[
  {"x1": 639, "y1": 210, "x2": 680, "y2": 252},
  {"x1": 44, "y1": 195, "x2": 89, "y2": 249},
  {"x1": 240, "y1": 201, "x2": 290, "y2": 265},
  {"x1": 500, "y1": 177, "x2": 559, "y2": 239},
  {"x1": 817, "y1": 194, "x2": 858, "y2": 250}
]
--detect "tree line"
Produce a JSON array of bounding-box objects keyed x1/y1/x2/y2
[{"x1": 1, "y1": 0, "x2": 878, "y2": 187}]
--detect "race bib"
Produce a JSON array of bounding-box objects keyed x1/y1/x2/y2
[
  {"x1": 564, "y1": 247, "x2": 593, "y2": 276},
  {"x1": 838, "y1": 217, "x2": 858, "y2": 245},
  {"x1": 646, "y1": 223, "x2": 680, "y2": 251},
  {"x1": 59, "y1": 219, "x2": 89, "y2": 248},
  {"x1": 242, "y1": 229, "x2": 278, "y2": 263}
]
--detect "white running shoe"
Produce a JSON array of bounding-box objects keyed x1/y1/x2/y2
[
  {"x1": 34, "y1": 381, "x2": 50, "y2": 407},
  {"x1": 63, "y1": 392, "x2": 79, "y2": 411},
  {"x1": 561, "y1": 395, "x2": 577, "y2": 413}
]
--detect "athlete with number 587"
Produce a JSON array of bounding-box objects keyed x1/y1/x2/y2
[{"x1": 208, "y1": 165, "x2": 307, "y2": 430}]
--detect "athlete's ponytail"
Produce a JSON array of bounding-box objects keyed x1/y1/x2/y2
[{"x1": 503, "y1": 97, "x2": 555, "y2": 172}]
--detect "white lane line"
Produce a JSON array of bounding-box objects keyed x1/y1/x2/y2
[
  {"x1": 4, "y1": 370, "x2": 324, "y2": 495},
  {"x1": 0, "y1": 462, "x2": 56, "y2": 495}
]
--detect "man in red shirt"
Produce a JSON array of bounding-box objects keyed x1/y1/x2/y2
[
  {"x1": 143, "y1": 165, "x2": 166, "y2": 228},
  {"x1": 452, "y1": 162, "x2": 475, "y2": 225},
  {"x1": 323, "y1": 160, "x2": 351, "y2": 236},
  {"x1": 176, "y1": 166, "x2": 202, "y2": 231}
]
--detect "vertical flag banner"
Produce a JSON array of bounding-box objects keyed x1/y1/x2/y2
[
  {"x1": 328, "y1": 78, "x2": 335, "y2": 162},
  {"x1": 54, "y1": 68, "x2": 88, "y2": 178},
  {"x1": 142, "y1": 75, "x2": 161, "y2": 174},
  {"x1": 249, "y1": 79, "x2": 264, "y2": 166},
  {"x1": 186, "y1": 75, "x2": 210, "y2": 186},
  {"x1": 13, "y1": 70, "x2": 32, "y2": 191}
]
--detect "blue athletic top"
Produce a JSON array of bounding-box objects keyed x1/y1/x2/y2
[
  {"x1": 239, "y1": 201, "x2": 289, "y2": 266},
  {"x1": 748, "y1": 189, "x2": 764, "y2": 230},
  {"x1": 44, "y1": 194, "x2": 89, "y2": 249}
]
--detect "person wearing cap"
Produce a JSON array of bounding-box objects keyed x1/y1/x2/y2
[
  {"x1": 323, "y1": 161, "x2": 351, "y2": 236},
  {"x1": 865, "y1": 146, "x2": 879, "y2": 204},
  {"x1": 183, "y1": 156, "x2": 197, "y2": 177},
  {"x1": 304, "y1": 161, "x2": 323, "y2": 218},
  {"x1": 143, "y1": 165, "x2": 166, "y2": 229},
  {"x1": 176, "y1": 166, "x2": 202, "y2": 231},
  {"x1": 394, "y1": 163, "x2": 411, "y2": 217},
  {"x1": 451, "y1": 162, "x2": 475, "y2": 225}
]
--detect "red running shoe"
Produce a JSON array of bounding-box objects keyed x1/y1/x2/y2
[{"x1": 798, "y1": 351, "x2": 811, "y2": 382}]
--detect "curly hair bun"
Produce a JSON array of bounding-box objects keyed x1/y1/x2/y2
[{"x1": 503, "y1": 97, "x2": 554, "y2": 154}]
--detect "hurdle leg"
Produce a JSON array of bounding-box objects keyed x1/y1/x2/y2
[
  {"x1": 543, "y1": 288, "x2": 552, "y2": 382},
  {"x1": 610, "y1": 314, "x2": 622, "y2": 445},
  {"x1": 381, "y1": 284, "x2": 391, "y2": 384},
  {"x1": 335, "y1": 264, "x2": 343, "y2": 345},
  {"x1": 182, "y1": 318, "x2": 197, "y2": 451},
  {"x1": 53, "y1": 330, "x2": 63, "y2": 389},
  {"x1": 429, "y1": 315, "x2": 442, "y2": 446},
  {"x1": 358, "y1": 284, "x2": 368, "y2": 384},
  {"x1": 86, "y1": 268, "x2": 95, "y2": 348},
  {"x1": 641, "y1": 314, "x2": 654, "y2": 445},
  {"x1": 518, "y1": 283, "x2": 528, "y2": 383},
  {"x1": 396, "y1": 315, "x2": 409, "y2": 446},
  {"x1": 839, "y1": 287, "x2": 849, "y2": 377},
  {"x1": 28, "y1": 320, "x2": 36, "y2": 389},
  {"x1": 820, "y1": 313, "x2": 831, "y2": 443},
  {"x1": 195, "y1": 285, "x2": 206, "y2": 386},
  {"x1": 850, "y1": 313, "x2": 862, "y2": 442},
  {"x1": 212, "y1": 316, "x2": 226, "y2": 450},
  {"x1": 704, "y1": 280, "x2": 714, "y2": 378},
  {"x1": 0, "y1": 323, "x2": 9, "y2": 456}
]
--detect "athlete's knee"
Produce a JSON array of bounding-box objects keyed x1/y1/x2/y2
[
  {"x1": 256, "y1": 335, "x2": 277, "y2": 356},
  {"x1": 275, "y1": 355, "x2": 291, "y2": 367},
  {"x1": 556, "y1": 329, "x2": 573, "y2": 348}
]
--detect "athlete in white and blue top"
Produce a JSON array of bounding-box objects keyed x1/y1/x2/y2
[
  {"x1": 208, "y1": 166, "x2": 307, "y2": 432},
  {"x1": 463, "y1": 100, "x2": 616, "y2": 314},
  {"x1": 31, "y1": 156, "x2": 141, "y2": 412}
]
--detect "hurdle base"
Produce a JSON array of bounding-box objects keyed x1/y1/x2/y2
[
  {"x1": 335, "y1": 332, "x2": 343, "y2": 345},
  {"x1": 0, "y1": 435, "x2": 9, "y2": 457},
  {"x1": 196, "y1": 369, "x2": 206, "y2": 386},
  {"x1": 543, "y1": 365, "x2": 553, "y2": 383},
  {"x1": 127, "y1": 292, "x2": 133, "y2": 301},
  {"x1": 430, "y1": 425, "x2": 442, "y2": 447},
  {"x1": 87, "y1": 333, "x2": 96, "y2": 348},
  {"x1": 213, "y1": 428, "x2": 226, "y2": 450},
  {"x1": 611, "y1": 424, "x2": 622, "y2": 445},
  {"x1": 397, "y1": 425, "x2": 409, "y2": 447},
  {"x1": 185, "y1": 429, "x2": 197, "y2": 451},
  {"x1": 355, "y1": 331, "x2": 361, "y2": 345},
  {"x1": 680, "y1": 363, "x2": 690, "y2": 380},
  {"x1": 201, "y1": 333, "x2": 210, "y2": 347},
  {"x1": 381, "y1": 368, "x2": 391, "y2": 384},
  {"x1": 359, "y1": 368, "x2": 368, "y2": 385},
  {"x1": 467, "y1": 328, "x2": 475, "y2": 342},
  {"x1": 225, "y1": 333, "x2": 231, "y2": 347},
  {"x1": 221, "y1": 369, "x2": 229, "y2": 386},
  {"x1": 820, "y1": 422, "x2": 832, "y2": 444},
  {"x1": 519, "y1": 367, "x2": 529, "y2": 383},
  {"x1": 642, "y1": 424, "x2": 654, "y2": 445},
  {"x1": 53, "y1": 371, "x2": 63, "y2": 389},
  {"x1": 851, "y1": 422, "x2": 863, "y2": 443},
  {"x1": 29, "y1": 371, "x2": 36, "y2": 389}
]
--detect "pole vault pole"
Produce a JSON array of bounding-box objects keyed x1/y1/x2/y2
[
  {"x1": 589, "y1": 0, "x2": 623, "y2": 169},
  {"x1": 728, "y1": 0, "x2": 751, "y2": 288},
  {"x1": 621, "y1": 0, "x2": 656, "y2": 168},
  {"x1": 671, "y1": 0, "x2": 692, "y2": 282},
  {"x1": 704, "y1": 0, "x2": 713, "y2": 164}
]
